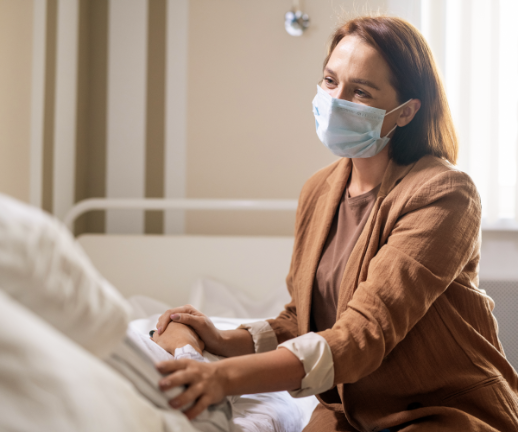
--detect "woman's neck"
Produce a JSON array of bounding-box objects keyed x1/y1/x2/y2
[{"x1": 348, "y1": 145, "x2": 390, "y2": 197}]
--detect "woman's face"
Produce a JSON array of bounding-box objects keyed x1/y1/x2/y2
[{"x1": 321, "y1": 35, "x2": 403, "y2": 137}]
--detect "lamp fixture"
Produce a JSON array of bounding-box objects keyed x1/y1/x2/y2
[{"x1": 285, "y1": 0, "x2": 310, "y2": 37}]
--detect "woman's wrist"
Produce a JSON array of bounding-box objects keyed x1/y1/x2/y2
[
  {"x1": 214, "y1": 329, "x2": 239, "y2": 357},
  {"x1": 213, "y1": 360, "x2": 232, "y2": 397},
  {"x1": 217, "y1": 329, "x2": 255, "y2": 357}
]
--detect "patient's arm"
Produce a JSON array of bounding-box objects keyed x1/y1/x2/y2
[
  {"x1": 151, "y1": 322, "x2": 205, "y2": 356},
  {"x1": 156, "y1": 305, "x2": 255, "y2": 357}
]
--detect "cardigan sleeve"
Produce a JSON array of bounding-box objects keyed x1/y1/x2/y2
[
  {"x1": 265, "y1": 271, "x2": 300, "y2": 344},
  {"x1": 237, "y1": 321, "x2": 278, "y2": 353},
  {"x1": 318, "y1": 170, "x2": 482, "y2": 385}
]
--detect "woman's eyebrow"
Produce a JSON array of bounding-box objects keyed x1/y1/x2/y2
[
  {"x1": 349, "y1": 77, "x2": 381, "y2": 91},
  {"x1": 324, "y1": 66, "x2": 337, "y2": 75},
  {"x1": 324, "y1": 67, "x2": 381, "y2": 91}
]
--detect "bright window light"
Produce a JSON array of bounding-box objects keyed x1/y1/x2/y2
[{"x1": 428, "y1": 0, "x2": 518, "y2": 224}]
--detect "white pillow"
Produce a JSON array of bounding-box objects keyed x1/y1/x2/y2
[
  {"x1": 189, "y1": 277, "x2": 291, "y2": 319},
  {"x1": 0, "y1": 290, "x2": 177, "y2": 432},
  {"x1": 0, "y1": 194, "x2": 130, "y2": 358}
]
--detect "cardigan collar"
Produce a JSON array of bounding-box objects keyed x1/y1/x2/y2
[
  {"x1": 327, "y1": 157, "x2": 417, "y2": 198},
  {"x1": 299, "y1": 157, "x2": 418, "y2": 334}
]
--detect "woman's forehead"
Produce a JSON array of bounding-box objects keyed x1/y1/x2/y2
[{"x1": 327, "y1": 35, "x2": 392, "y2": 87}]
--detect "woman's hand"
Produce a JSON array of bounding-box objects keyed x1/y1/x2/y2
[
  {"x1": 156, "y1": 305, "x2": 225, "y2": 355},
  {"x1": 151, "y1": 321, "x2": 205, "y2": 355},
  {"x1": 157, "y1": 348, "x2": 305, "y2": 420},
  {"x1": 157, "y1": 359, "x2": 227, "y2": 420}
]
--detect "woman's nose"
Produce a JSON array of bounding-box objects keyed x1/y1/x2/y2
[{"x1": 329, "y1": 85, "x2": 349, "y2": 101}]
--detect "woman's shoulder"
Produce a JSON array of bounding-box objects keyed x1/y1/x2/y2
[
  {"x1": 395, "y1": 155, "x2": 481, "y2": 213},
  {"x1": 401, "y1": 155, "x2": 478, "y2": 196},
  {"x1": 412, "y1": 154, "x2": 467, "y2": 176}
]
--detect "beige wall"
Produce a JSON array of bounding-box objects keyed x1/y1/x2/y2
[
  {"x1": 0, "y1": 0, "x2": 33, "y2": 203},
  {"x1": 0, "y1": 0, "x2": 389, "y2": 234},
  {"x1": 185, "y1": 0, "x2": 387, "y2": 235}
]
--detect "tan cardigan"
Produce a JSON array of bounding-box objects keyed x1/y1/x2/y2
[{"x1": 267, "y1": 156, "x2": 518, "y2": 431}]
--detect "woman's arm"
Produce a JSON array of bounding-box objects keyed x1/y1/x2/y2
[{"x1": 157, "y1": 347, "x2": 305, "y2": 419}]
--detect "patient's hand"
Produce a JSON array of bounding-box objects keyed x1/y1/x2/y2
[{"x1": 151, "y1": 322, "x2": 205, "y2": 356}]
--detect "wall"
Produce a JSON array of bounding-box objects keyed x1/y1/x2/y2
[
  {"x1": 21, "y1": 0, "x2": 390, "y2": 236},
  {"x1": 0, "y1": 0, "x2": 33, "y2": 203},
  {"x1": 481, "y1": 231, "x2": 518, "y2": 281},
  {"x1": 185, "y1": 0, "x2": 387, "y2": 235}
]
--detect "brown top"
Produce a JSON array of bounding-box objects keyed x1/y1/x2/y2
[
  {"x1": 268, "y1": 156, "x2": 518, "y2": 431},
  {"x1": 311, "y1": 183, "x2": 380, "y2": 332}
]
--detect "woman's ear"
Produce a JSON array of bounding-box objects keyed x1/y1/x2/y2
[{"x1": 397, "y1": 99, "x2": 421, "y2": 127}]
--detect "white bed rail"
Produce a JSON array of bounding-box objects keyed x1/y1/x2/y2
[{"x1": 63, "y1": 198, "x2": 298, "y2": 232}]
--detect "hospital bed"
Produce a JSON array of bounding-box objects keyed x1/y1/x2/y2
[
  {"x1": 68, "y1": 198, "x2": 298, "y2": 310},
  {"x1": 67, "y1": 198, "x2": 318, "y2": 430},
  {"x1": 67, "y1": 198, "x2": 518, "y2": 372}
]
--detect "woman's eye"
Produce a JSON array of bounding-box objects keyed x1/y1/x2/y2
[
  {"x1": 354, "y1": 89, "x2": 368, "y2": 98},
  {"x1": 324, "y1": 77, "x2": 336, "y2": 86}
]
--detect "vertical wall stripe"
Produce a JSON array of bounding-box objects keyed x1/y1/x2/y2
[
  {"x1": 42, "y1": 0, "x2": 57, "y2": 214},
  {"x1": 164, "y1": 0, "x2": 188, "y2": 234},
  {"x1": 75, "y1": 0, "x2": 108, "y2": 235},
  {"x1": 145, "y1": 0, "x2": 167, "y2": 235},
  {"x1": 106, "y1": 0, "x2": 148, "y2": 234},
  {"x1": 75, "y1": 0, "x2": 88, "y2": 235},
  {"x1": 30, "y1": 0, "x2": 47, "y2": 208},
  {"x1": 53, "y1": 0, "x2": 79, "y2": 220}
]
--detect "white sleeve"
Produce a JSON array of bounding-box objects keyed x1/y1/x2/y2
[
  {"x1": 238, "y1": 321, "x2": 278, "y2": 353},
  {"x1": 278, "y1": 333, "x2": 335, "y2": 398}
]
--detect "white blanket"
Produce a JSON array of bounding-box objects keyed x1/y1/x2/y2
[
  {"x1": 0, "y1": 193, "x2": 130, "y2": 358},
  {"x1": 0, "y1": 194, "x2": 198, "y2": 432},
  {"x1": 0, "y1": 290, "x2": 197, "y2": 432}
]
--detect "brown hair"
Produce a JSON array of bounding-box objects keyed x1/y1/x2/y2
[{"x1": 324, "y1": 16, "x2": 458, "y2": 165}]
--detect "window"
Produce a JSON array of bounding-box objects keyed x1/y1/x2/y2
[{"x1": 421, "y1": 0, "x2": 518, "y2": 226}]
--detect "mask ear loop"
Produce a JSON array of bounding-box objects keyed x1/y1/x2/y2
[
  {"x1": 385, "y1": 98, "x2": 413, "y2": 117},
  {"x1": 382, "y1": 99, "x2": 413, "y2": 138}
]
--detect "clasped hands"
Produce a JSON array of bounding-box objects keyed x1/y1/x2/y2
[
  {"x1": 150, "y1": 305, "x2": 232, "y2": 420},
  {"x1": 151, "y1": 305, "x2": 306, "y2": 421}
]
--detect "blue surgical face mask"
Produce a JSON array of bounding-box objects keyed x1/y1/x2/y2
[{"x1": 312, "y1": 85, "x2": 412, "y2": 158}]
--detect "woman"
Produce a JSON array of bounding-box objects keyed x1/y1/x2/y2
[{"x1": 154, "y1": 16, "x2": 518, "y2": 431}]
